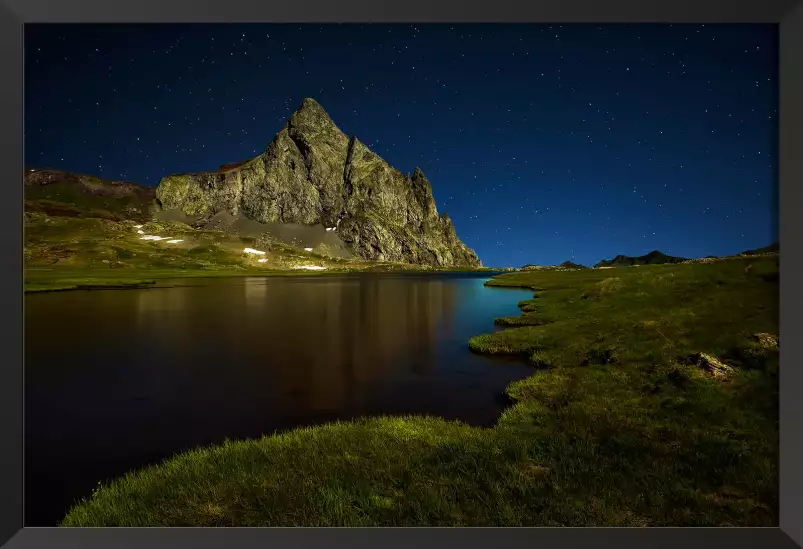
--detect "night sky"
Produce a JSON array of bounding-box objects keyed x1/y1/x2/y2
[{"x1": 24, "y1": 24, "x2": 778, "y2": 268}]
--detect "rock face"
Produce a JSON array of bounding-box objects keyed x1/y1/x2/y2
[{"x1": 157, "y1": 98, "x2": 482, "y2": 267}]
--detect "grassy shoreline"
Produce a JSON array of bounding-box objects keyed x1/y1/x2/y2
[
  {"x1": 25, "y1": 265, "x2": 505, "y2": 293},
  {"x1": 24, "y1": 211, "x2": 504, "y2": 293},
  {"x1": 60, "y1": 257, "x2": 778, "y2": 527}
]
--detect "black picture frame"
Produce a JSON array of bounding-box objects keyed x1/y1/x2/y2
[{"x1": 3, "y1": 1, "x2": 800, "y2": 547}]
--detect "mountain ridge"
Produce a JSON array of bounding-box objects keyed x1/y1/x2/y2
[{"x1": 595, "y1": 250, "x2": 687, "y2": 268}]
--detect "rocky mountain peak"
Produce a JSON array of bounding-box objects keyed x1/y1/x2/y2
[
  {"x1": 288, "y1": 97, "x2": 344, "y2": 136},
  {"x1": 156, "y1": 98, "x2": 482, "y2": 268},
  {"x1": 300, "y1": 96, "x2": 324, "y2": 110}
]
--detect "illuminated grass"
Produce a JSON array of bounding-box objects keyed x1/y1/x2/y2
[
  {"x1": 61, "y1": 256, "x2": 778, "y2": 527},
  {"x1": 24, "y1": 212, "x2": 497, "y2": 292}
]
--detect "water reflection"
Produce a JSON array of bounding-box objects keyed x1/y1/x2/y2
[
  {"x1": 127, "y1": 276, "x2": 457, "y2": 415},
  {"x1": 244, "y1": 276, "x2": 268, "y2": 304},
  {"x1": 137, "y1": 283, "x2": 189, "y2": 315}
]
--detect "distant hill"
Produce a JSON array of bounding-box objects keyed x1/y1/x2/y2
[
  {"x1": 740, "y1": 242, "x2": 779, "y2": 256},
  {"x1": 24, "y1": 168, "x2": 158, "y2": 223},
  {"x1": 595, "y1": 250, "x2": 687, "y2": 268},
  {"x1": 519, "y1": 260, "x2": 587, "y2": 271}
]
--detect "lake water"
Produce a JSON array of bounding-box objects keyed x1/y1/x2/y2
[{"x1": 24, "y1": 273, "x2": 535, "y2": 526}]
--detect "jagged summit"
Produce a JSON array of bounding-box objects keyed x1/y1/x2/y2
[
  {"x1": 296, "y1": 97, "x2": 329, "y2": 116},
  {"x1": 288, "y1": 97, "x2": 344, "y2": 134},
  {"x1": 156, "y1": 98, "x2": 481, "y2": 267},
  {"x1": 301, "y1": 96, "x2": 324, "y2": 110}
]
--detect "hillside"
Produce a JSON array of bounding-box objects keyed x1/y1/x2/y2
[
  {"x1": 24, "y1": 168, "x2": 158, "y2": 223},
  {"x1": 740, "y1": 242, "x2": 779, "y2": 256},
  {"x1": 560, "y1": 261, "x2": 587, "y2": 269},
  {"x1": 24, "y1": 210, "x2": 496, "y2": 292}
]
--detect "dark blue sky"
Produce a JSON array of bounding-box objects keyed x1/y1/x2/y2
[{"x1": 24, "y1": 24, "x2": 778, "y2": 268}]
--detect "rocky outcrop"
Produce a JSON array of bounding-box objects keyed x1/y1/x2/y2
[
  {"x1": 157, "y1": 98, "x2": 482, "y2": 267},
  {"x1": 752, "y1": 333, "x2": 779, "y2": 350},
  {"x1": 682, "y1": 353, "x2": 734, "y2": 379}
]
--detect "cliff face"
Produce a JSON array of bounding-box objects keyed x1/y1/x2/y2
[{"x1": 157, "y1": 98, "x2": 482, "y2": 267}]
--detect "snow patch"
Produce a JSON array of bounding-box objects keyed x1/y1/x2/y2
[{"x1": 243, "y1": 248, "x2": 266, "y2": 255}]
